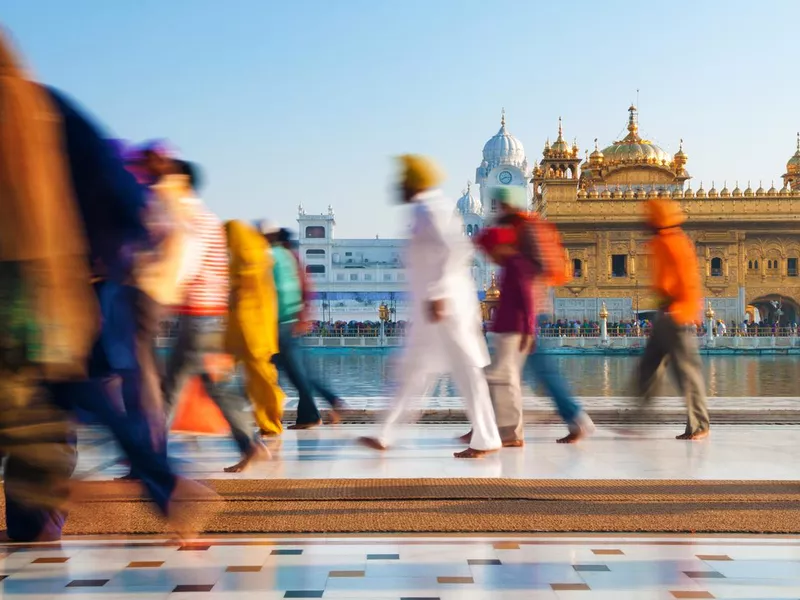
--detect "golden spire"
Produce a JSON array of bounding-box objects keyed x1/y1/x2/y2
[
  {"x1": 558, "y1": 116, "x2": 563, "y2": 138},
  {"x1": 501, "y1": 107, "x2": 506, "y2": 128},
  {"x1": 594, "y1": 138, "x2": 599, "y2": 151},
  {"x1": 627, "y1": 104, "x2": 639, "y2": 138}
]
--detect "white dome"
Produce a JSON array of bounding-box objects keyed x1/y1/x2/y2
[
  {"x1": 482, "y1": 111, "x2": 526, "y2": 168},
  {"x1": 456, "y1": 183, "x2": 482, "y2": 216}
]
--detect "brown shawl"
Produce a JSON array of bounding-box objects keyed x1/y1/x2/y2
[{"x1": 0, "y1": 30, "x2": 97, "y2": 379}]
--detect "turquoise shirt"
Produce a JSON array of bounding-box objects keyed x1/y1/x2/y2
[{"x1": 271, "y1": 245, "x2": 303, "y2": 324}]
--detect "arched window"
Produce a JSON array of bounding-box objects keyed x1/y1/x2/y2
[
  {"x1": 306, "y1": 249, "x2": 325, "y2": 257},
  {"x1": 305, "y1": 226, "x2": 325, "y2": 239},
  {"x1": 572, "y1": 258, "x2": 583, "y2": 278},
  {"x1": 748, "y1": 260, "x2": 753, "y2": 270},
  {"x1": 474, "y1": 225, "x2": 479, "y2": 236},
  {"x1": 305, "y1": 264, "x2": 325, "y2": 274},
  {"x1": 710, "y1": 257, "x2": 722, "y2": 277},
  {"x1": 467, "y1": 224, "x2": 473, "y2": 236},
  {"x1": 755, "y1": 260, "x2": 759, "y2": 270}
]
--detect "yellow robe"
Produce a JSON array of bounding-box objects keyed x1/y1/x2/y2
[{"x1": 224, "y1": 220, "x2": 285, "y2": 434}]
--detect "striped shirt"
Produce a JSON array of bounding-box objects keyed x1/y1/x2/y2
[{"x1": 176, "y1": 197, "x2": 229, "y2": 316}]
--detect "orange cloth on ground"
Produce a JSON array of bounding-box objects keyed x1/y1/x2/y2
[
  {"x1": 649, "y1": 229, "x2": 701, "y2": 326},
  {"x1": 170, "y1": 354, "x2": 235, "y2": 435}
]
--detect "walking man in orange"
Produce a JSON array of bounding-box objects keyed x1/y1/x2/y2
[{"x1": 634, "y1": 197, "x2": 709, "y2": 440}]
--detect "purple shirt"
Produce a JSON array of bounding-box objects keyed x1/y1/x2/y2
[{"x1": 492, "y1": 254, "x2": 536, "y2": 335}]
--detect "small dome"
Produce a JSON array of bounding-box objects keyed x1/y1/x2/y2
[
  {"x1": 708, "y1": 182, "x2": 718, "y2": 198},
  {"x1": 684, "y1": 186, "x2": 694, "y2": 198},
  {"x1": 622, "y1": 186, "x2": 632, "y2": 199},
  {"x1": 600, "y1": 188, "x2": 611, "y2": 199},
  {"x1": 732, "y1": 182, "x2": 742, "y2": 197},
  {"x1": 696, "y1": 182, "x2": 706, "y2": 198},
  {"x1": 671, "y1": 188, "x2": 682, "y2": 198},
  {"x1": 456, "y1": 182, "x2": 482, "y2": 216},
  {"x1": 647, "y1": 188, "x2": 659, "y2": 199},
  {"x1": 787, "y1": 133, "x2": 800, "y2": 176},
  {"x1": 577, "y1": 188, "x2": 587, "y2": 198},
  {"x1": 767, "y1": 181, "x2": 777, "y2": 195},
  {"x1": 482, "y1": 110, "x2": 526, "y2": 168},
  {"x1": 674, "y1": 139, "x2": 688, "y2": 163},
  {"x1": 548, "y1": 117, "x2": 574, "y2": 158},
  {"x1": 780, "y1": 184, "x2": 790, "y2": 196},
  {"x1": 588, "y1": 187, "x2": 599, "y2": 199},
  {"x1": 720, "y1": 182, "x2": 730, "y2": 197},
  {"x1": 756, "y1": 182, "x2": 765, "y2": 196},
  {"x1": 744, "y1": 182, "x2": 754, "y2": 197}
]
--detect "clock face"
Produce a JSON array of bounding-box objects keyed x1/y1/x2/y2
[{"x1": 498, "y1": 170, "x2": 513, "y2": 185}]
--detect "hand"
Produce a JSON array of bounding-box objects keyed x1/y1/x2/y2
[{"x1": 428, "y1": 299, "x2": 446, "y2": 323}]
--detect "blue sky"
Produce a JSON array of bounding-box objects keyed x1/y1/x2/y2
[{"x1": 4, "y1": 0, "x2": 799, "y2": 236}]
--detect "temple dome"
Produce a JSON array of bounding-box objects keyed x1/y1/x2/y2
[
  {"x1": 482, "y1": 110, "x2": 526, "y2": 168},
  {"x1": 599, "y1": 105, "x2": 672, "y2": 168},
  {"x1": 455, "y1": 182, "x2": 482, "y2": 216}
]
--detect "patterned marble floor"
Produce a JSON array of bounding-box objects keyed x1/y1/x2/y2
[
  {"x1": 75, "y1": 424, "x2": 800, "y2": 481},
  {"x1": 1, "y1": 534, "x2": 798, "y2": 599}
]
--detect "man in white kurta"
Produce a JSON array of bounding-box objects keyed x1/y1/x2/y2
[{"x1": 359, "y1": 155, "x2": 501, "y2": 458}]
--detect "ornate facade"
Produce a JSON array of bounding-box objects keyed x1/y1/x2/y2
[{"x1": 532, "y1": 105, "x2": 800, "y2": 325}]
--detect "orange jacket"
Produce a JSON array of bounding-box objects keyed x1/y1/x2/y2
[{"x1": 649, "y1": 228, "x2": 701, "y2": 325}]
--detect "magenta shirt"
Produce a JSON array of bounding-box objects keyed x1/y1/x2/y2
[{"x1": 492, "y1": 254, "x2": 536, "y2": 335}]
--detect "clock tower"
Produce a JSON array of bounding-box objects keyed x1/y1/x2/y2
[{"x1": 475, "y1": 109, "x2": 530, "y2": 216}]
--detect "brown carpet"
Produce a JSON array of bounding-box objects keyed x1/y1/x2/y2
[{"x1": 2, "y1": 479, "x2": 798, "y2": 535}]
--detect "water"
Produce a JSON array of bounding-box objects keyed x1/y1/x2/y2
[{"x1": 295, "y1": 350, "x2": 800, "y2": 397}]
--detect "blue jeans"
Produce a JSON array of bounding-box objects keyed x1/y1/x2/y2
[{"x1": 528, "y1": 348, "x2": 582, "y2": 425}]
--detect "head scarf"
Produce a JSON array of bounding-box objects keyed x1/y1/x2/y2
[
  {"x1": 0, "y1": 29, "x2": 97, "y2": 378},
  {"x1": 645, "y1": 197, "x2": 686, "y2": 229},
  {"x1": 397, "y1": 154, "x2": 443, "y2": 194},
  {"x1": 491, "y1": 186, "x2": 527, "y2": 211},
  {"x1": 225, "y1": 220, "x2": 268, "y2": 270}
]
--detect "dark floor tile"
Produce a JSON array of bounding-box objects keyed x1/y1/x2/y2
[
  {"x1": 436, "y1": 576, "x2": 474, "y2": 584},
  {"x1": 271, "y1": 549, "x2": 303, "y2": 556},
  {"x1": 574, "y1": 564, "x2": 611, "y2": 572},
  {"x1": 551, "y1": 583, "x2": 591, "y2": 591},
  {"x1": 173, "y1": 584, "x2": 215, "y2": 592},
  {"x1": 684, "y1": 570, "x2": 725, "y2": 579},
  {"x1": 696, "y1": 554, "x2": 732, "y2": 561},
  {"x1": 32, "y1": 557, "x2": 69, "y2": 564},
  {"x1": 66, "y1": 580, "x2": 108, "y2": 588},
  {"x1": 283, "y1": 592, "x2": 324, "y2": 599},
  {"x1": 367, "y1": 553, "x2": 400, "y2": 560},
  {"x1": 467, "y1": 559, "x2": 502, "y2": 565},
  {"x1": 226, "y1": 566, "x2": 263, "y2": 572},
  {"x1": 127, "y1": 561, "x2": 164, "y2": 568}
]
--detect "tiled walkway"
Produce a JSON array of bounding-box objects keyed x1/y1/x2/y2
[
  {"x1": 1, "y1": 535, "x2": 798, "y2": 598},
  {"x1": 77, "y1": 424, "x2": 800, "y2": 481}
]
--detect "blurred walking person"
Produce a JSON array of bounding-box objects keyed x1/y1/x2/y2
[
  {"x1": 257, "y1": 223, "x2": 344, "y2": 429},
  {"x1": 359, "y1": 155, "x2": 501, "y2": 458},
  {"x1": 492, "y1": 187, "x2": 594, "y2": 443},
  {"x1": 225, "y1": 220, "x2": 286, "y2": 437},
  {"x1": 158, "y1": 162, "x2": 269, "y2": 472},
  {"x1": 627, "y1": 197, "x2": 709, "y2": 440}
]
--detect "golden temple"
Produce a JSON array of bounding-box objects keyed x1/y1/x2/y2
[{"x1": 531, "y1": 105, "x2": 800, "y2": 324}]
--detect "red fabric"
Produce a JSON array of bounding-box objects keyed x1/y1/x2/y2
[
  {"x1": 476, "y1": 227, "x2": 517, "y2": 253},
  {"x1": 290, "y1": 248, "x2": 313, "y2": 323},
  {"x1": 170, "y1": 354, "x2": 235, "y2": 435}
]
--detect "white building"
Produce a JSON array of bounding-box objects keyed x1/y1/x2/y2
[{"x1": 295, "y1": 111, "x2": 531, "y2": 322}]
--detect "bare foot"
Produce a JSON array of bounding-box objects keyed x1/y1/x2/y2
[
  {"x1": 457, "y1": 431, "x2": 473, "y2": 444},
  {"x1": 357, "y1": 436, "x2": 388, "y2": 451},
  {"x1": 502, "y1": 439, "x2": 524, "y2": 448},
  {"x1": 676, "y1": 429, "x2": 710, "y2": 441},
  {"x1": 454, "y1": 447, "x2": 499, "y2": 459},
  {"x1": 556, "y1": 432, "x2": 582, "y2": 444},
  {"x1": 288, "y1": 420, "x2": 322, "y2": 431},
  {"x1": 327, "y1": 409, "x2": 341, "y2": 425},
  {"x1": 223, "y1": 443, "x2": 271, "y2": 473}
]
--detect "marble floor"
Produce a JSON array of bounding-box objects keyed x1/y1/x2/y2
[
  {"x1": 0, "y1": 534, "x2": 798, "y2": 599},
  {"x1": 76, "y1": 424, "x2": 800, "y2": 481}
]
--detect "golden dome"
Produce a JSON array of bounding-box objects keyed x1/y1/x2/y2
[
  {"x1": 744, "y1": 181, "x2": 754, "y2": 197},
  {"x1": 549, "y1": 117, "x2": 573, "y2": 158},
  {"x1": 577, "y1": 187, "x2": 588, "y2": 198},
  {"x1": 684, "y1": 185, "x2": 694, "y2": 198},
  {"x1": 696, "y1": 182, "x2": 706, "y2": 198},
  {"x1": 720, "y1": 181, "x2": 730, "y2": 197},
  {"x1": 622, "y1": 186, "x2": 633, "y2": 199},
  {"x1": 588, "y1": 187, "x2": 599, "y2": 198},
  {"x1": 671, "y1": 187, "x2": 682, "y2": 198},
  {"x1": 787, "y1": 133, "x2": 800, "y2": 175},
  {"x1": 756, "y1": 181, "x2": 765, "y2": 196},
  {"x1": 732, "y1": 181, "x2": 742, "y2": 197},
  {"x1": 485, "y1": 272, "x2": 500, "y2": 300},
  {"x1": 768, "y1": 181, "x2": 777, "y2": 195},
  {"x1": 589, "y1": 138, "x2": 604, "y2": 165},
  {"x1": 599, "y1": 105, "x2": 672, "y2": 168},
  {"x1": 708, "y1": 182, "x2": 718, "y2": 198},
  {"x1": 780, "y1": 184, "x2": 790, "y2": 196},
  {"x1": 600, "y1": 188, "x2": 611, "y2": 198}
]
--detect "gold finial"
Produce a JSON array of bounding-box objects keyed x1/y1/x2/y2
[
  {"x1": 599, "y1": 301, "x2": 609, "y2": 319},
  {"x1": 628, "y1": 104, "x2": 638, "y2": 134},
  {"x1": 705, "y1": 301, "x2": 715, "y2": 319},
  {"x1": 501, "y1": 107, "x2": 506, "y2": 127},
  {"x1": 558, "y1": 116, "x2": 563, "y2": 137},
  {"x1": 594, "y1": 137, "x2": 599, "y2": 151}
]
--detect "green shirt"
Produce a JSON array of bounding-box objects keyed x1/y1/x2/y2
[{"x1": 271, "y1": 246, "x2": 303, "y2": 324}]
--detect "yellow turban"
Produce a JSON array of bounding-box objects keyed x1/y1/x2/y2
[{"x1": 398, "y1": 154, "x2": 443, "y2": 194}]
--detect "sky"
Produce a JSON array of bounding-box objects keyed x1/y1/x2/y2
[{"x1": 4, "y1": 0, "x2": 799, "y2": 237}]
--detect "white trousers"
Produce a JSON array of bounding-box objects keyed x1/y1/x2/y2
[{"x1": 377, "y1": 330, "x2": 501, "y2": 451}]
